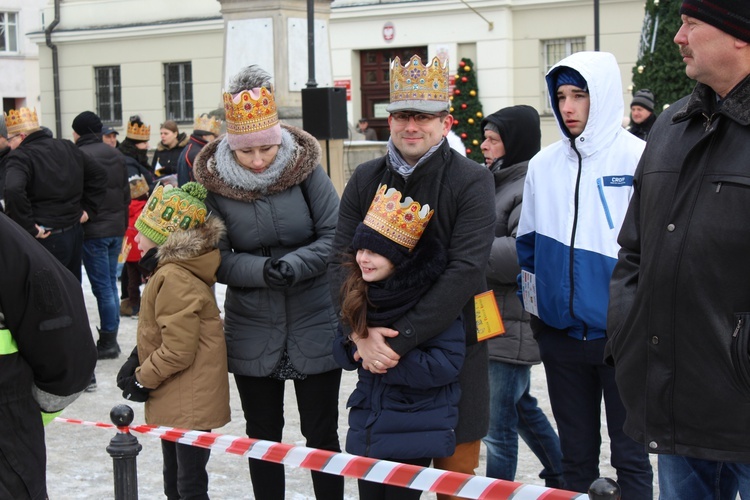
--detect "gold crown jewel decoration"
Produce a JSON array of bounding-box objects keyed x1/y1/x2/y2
[
  {"x1": 194, "y1": 114, "x2": 222, "y2": 135},
  {"x1": 5, "y1": 107, "x2": 40, "y2": 136},
  {"x1": 135, "y1": 184, "x2": 207, "y2": 245},
  {"x1": 363, "y1": 184, "x2": 434, "y2": 251},
  {"x1": 390, "y1": 55, "x2": 450, "y2": 105},
  {"x1": 223, "y1": 87, "x2": 278, "y2": 136},
  {"x1": 127, "y1": 121, "x2": 151, "y2": 141}
]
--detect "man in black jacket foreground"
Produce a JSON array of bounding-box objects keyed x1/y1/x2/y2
[
  {"x1": 0, "y1": 211, "x2": 97, "y2": 499},
  {"x1": 606, "y1": 1, "x2": 750, "y2": 497}
]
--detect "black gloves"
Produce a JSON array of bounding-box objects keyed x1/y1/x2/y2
[
  {"x1": 276, "y1": 260, "x2": 294, "y2": 285},
  {"x1": 121, "y1": 375, "x2": 151, "y2": 402},
  {"x1": 117, "y1": 346, "x2": 139, "y2": 390},
  {"x1": 263, "y1": 259, "x2": 294, "y2": 290}
]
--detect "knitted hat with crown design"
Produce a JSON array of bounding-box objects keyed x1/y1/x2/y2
[{"x1": 135, "y1": 182, "x2": 208, "y2": 245}]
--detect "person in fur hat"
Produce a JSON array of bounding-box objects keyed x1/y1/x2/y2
[
  {"x1": 333, "y1": 184, "x2": 464, "y2": 500},
  {"x1": 193, "y1": 65, "x2": 343, "y2": 499},
  {"x1": 116, "y1": 181, "x2": 230, "y2": 499}
]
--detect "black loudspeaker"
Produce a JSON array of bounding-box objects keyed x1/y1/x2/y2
[{"x1": 301, "y1": 87, "x2": 348, "y2": 140}]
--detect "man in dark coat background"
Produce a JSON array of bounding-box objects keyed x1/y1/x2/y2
[
  {"x1": 73, "y1": 111, "x2": 129, "y2": 362},
  {"x1": 176, "y1": 113, "x2": 221, "y2": 186},
  {"x1": 3, "y1": 107, "x2": 107, "y2": 281},
  {"x1": 479, "y1": 105, "x2": 563, "y2": 488},
  {"x1": 327, "y1": 54, "x2": 495, "y2": 500}
]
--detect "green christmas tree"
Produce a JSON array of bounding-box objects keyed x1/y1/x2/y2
[
  {"x1": 632, "y1": 0, "x2": 694, "y2": 112},
  {"x1": 450, "y1": 58, "x2": 485, "y2": 164}
]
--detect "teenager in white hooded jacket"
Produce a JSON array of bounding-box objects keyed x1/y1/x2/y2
[{"x1": 516, "y1": 51, "x2": 653, "y2": 498}]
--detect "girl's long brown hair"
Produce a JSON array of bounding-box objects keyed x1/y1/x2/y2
[{"x1": 339, "y1": 251, "x2": 370, "y2": 338}]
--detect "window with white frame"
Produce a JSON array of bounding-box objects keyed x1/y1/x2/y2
[
  {"x1": 0, "y1": 12, "x2": 18, "y2": 53},
  {"x1": 542, "y1": 37, "x2": 586, "y2": 112},
  {"x1": 164, "y1": 62, "x2": 193, "y2": 123},
  {"x1": 95, "y1": 66, "x2": 122, "y2": 124}
]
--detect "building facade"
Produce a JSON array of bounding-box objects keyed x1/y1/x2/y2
[
  {"x1": 329, "y1": 0, "x2": 645, "y2": 142},
  {"x1": 0, "y1": 0, "x2": 46, "y2": 117},
  {"x1": 27, "y1": 0, "x2": 645, "y2": 145}
]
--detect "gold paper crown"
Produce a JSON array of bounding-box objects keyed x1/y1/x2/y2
[
  {"x1": 194, "y1": 114, "x2": 222, "y2": 135},
  {"x1": 128, "y1": 174, "x2": 149, "y2": 200},
  {"x1": 389, "y1": 55, "x2": 450, "y2": 105},
  {"x1": 127, "y1": 121, "x2": 151, "y2": 141},
  {"x1": 5, "y1": 107, "x2": 40, "y2": 136},
  {"x1": 223, "y1": 87, "x2": 278, "y2": 136},
  {"x1": 363, "y1": 184, "x2": 434, "y2": 251},
  {"x1": 134, "y1": 183, "x2": 207, "y2": 245}
]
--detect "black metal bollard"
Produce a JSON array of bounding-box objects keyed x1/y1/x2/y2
[
  {"x1": 106, "y1": 404, "x2": 142, "y2": 500},
  {"x1": 588, "y1": 477, "x2": 621, "y2": 500}
]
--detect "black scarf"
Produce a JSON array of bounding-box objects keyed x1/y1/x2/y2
[
  {"x1": 139, "y1": 247, "x2": 159, "y2": 276},
  {"x1": 365, "y1": 241, "x2": 447, "y2": 327},
  {"x1": 119, "y1": 139, "x2": 150, "y2": 169}
]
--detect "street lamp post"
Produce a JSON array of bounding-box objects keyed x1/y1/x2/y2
[{"x1": 594, "y1": 0, "x2": 600, "y2": 51}]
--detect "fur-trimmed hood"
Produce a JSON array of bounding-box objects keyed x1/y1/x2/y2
[
  {"x1": 192, "y1": 124, "x2": 321, "y2": 203},
  {"x1": 156, "y1": 132, "x2": 189, "y2": 152},
  {"x1": 156, "y1": 216, "x2": 225, "y2": 285}
]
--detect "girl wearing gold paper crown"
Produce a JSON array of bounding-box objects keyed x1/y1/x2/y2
[
  {"x1": 192, "y1": 65, "x2": 344, "y2": 500},
  {"x1": 116, "y1": 182, "x2": 230, "y2": 499},
  {"x1": 333, "y1": 185, "x2": 464, "y2": 500}
]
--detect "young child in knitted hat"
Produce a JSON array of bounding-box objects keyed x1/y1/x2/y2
[
  {"x1": 119, "y1": 174, "x2": 150, "y2": 318},
  {"x1": 116, "y1": 181, "x2": 230, "y2": 498},
  {"x1": 333, "y1": 184, "x2": 465, "y2": 500}
]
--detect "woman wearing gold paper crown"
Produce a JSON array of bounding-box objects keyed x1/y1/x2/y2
[
  {"x1": 116, "y1": 181, "x2": 230, "y2": 499},
  {"x1": 334, "y1": 185, "x2": 464, "y2": 500},
  {"x1": 193, "y1": 65, "x2": 343, "y2": 500}
]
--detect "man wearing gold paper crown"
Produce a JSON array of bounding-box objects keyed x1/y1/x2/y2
[
  {"x1": 176, "y1": 113, "x2": 221, "y2": 186},
  {"x1": 3, "y1": 107, "x2": 107, "y2": 281},
  {"x1": 328, "y1": 54, "x2": 496, "y2": 498}
]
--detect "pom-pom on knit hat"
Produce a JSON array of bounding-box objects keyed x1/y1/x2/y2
[
  {"x1": 126, "y1": 116, "x2": 151, "y2": 142},
  {"x1": 135, "y1": 181, "x2": 208, "y2": 245}
]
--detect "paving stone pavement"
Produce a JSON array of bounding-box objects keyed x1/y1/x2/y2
[{"x1": 45, "y1": 277, "x2": 658, "y2": 498}]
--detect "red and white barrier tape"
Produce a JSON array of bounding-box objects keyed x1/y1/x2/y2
[{"x1": 54, "y1": 417, "x2": 586, "y2": 499}]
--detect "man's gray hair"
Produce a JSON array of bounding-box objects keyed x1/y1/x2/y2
[{"x1": 227, "y1": 65, "x2": 273, "y2": 94}]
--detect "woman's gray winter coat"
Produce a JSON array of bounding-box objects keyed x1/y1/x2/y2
[{"x1": 193, "y1": 124, "x2": 340, "y2": 377}]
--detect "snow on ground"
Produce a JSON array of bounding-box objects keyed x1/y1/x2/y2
[{"x1": 45, "y1": 275, "x2": 656, "y2": 498}]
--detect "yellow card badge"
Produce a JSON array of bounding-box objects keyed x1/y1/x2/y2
[{"x1": 475, "y1": 291, "x2": 505, "y2": 342}]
